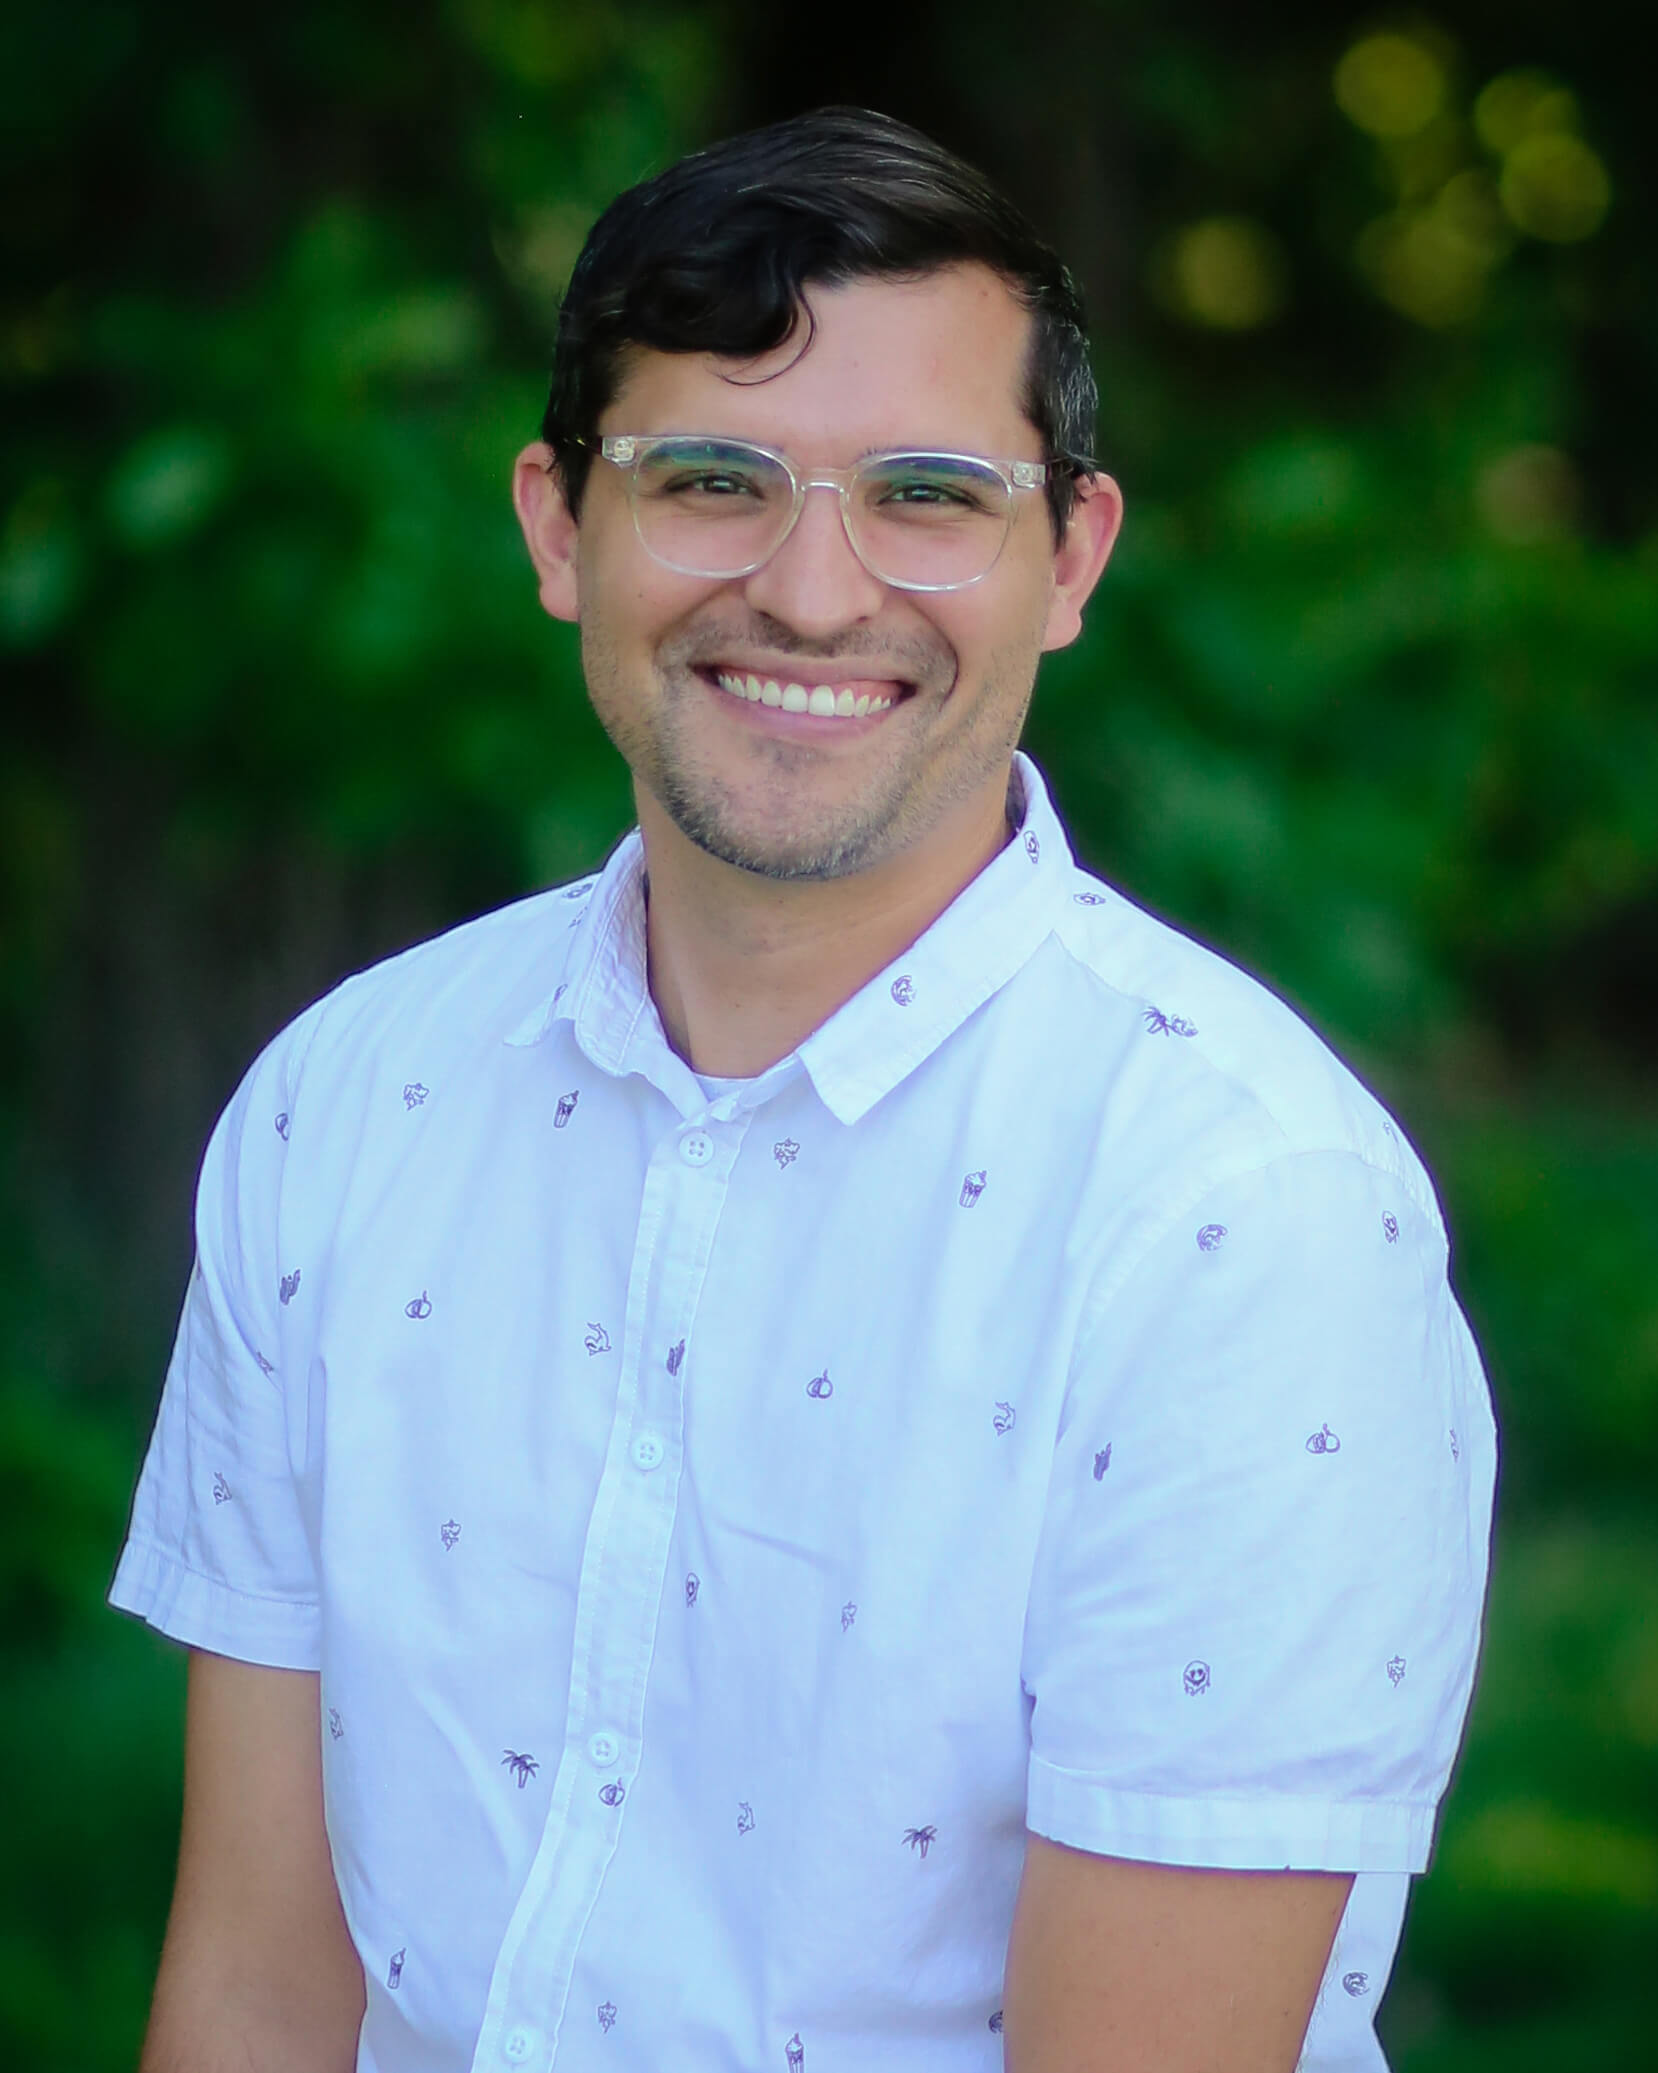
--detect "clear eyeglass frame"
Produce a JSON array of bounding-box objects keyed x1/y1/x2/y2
[{"x1": 583, "y1": 432, "x2": 1067, "y2": 593}]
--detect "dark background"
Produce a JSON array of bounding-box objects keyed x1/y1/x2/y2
[{"x1": 3, "y1": 3, "x2": 1655, "y2": 2066}]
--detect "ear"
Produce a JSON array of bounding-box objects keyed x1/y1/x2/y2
[
  {"x1": 512, "y1": 441, "x2": 581, "y2": 624},
  {"x1": 1040, "y1": 473, "x2": 1124, "y2": 653}
]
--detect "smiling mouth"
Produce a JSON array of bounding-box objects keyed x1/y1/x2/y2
[{"x1": 707, "y1": 668, "x2": 906, "y2": 720}]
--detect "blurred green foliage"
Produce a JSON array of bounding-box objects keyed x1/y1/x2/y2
[{"x1": 2, "y1": 2, "x2": 1654, "y2": 2066}]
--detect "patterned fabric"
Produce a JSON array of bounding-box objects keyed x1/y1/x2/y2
[{"x1": 111, "y1": 754, "x2": 1495, "y2": 2073}]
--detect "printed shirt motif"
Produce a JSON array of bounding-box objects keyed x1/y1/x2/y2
[{"x1": 110, "y1": 754, "x2": 1495, "y2": 2073}]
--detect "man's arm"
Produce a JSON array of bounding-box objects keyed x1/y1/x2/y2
[
  {"x1": 1002, "y1": 1836, "x2": 1351, "y2": 2073},
  {"x1": 139, "y1": 1651, "x2": 364, "y2": 2073}
]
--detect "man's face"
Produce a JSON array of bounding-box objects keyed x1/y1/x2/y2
[{"x1": 518, "y1": 263, "x2": 1118, "y2": 882}]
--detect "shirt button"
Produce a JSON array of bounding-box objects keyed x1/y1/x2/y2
[
  {"x1": 502, "y1": 2028, "x2": 539, "y2": 2064},
  {"x1": 630, "y1": 1431, "x2": 666, "y2": 1472},
  {"x1": 678, "y1": 1129, "x2": 714, "y2": 1167},
  {"x1": 588, "y1": 1729, "x2": 621, "y2": 1766}
]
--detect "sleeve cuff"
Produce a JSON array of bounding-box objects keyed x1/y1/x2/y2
[
  {"x1": 1027, "y1": 1753, "x2": 1437, "y2": 1874},
  {"x1": 108, "y1": 1537, "x2": 321, "y2": 1672}
]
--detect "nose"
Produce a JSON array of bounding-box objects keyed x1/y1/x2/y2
[{"x1": 740, "y1": 482, "x2": 887, "y2": 637}]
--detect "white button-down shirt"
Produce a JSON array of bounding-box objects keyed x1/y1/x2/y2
[{"x1": 112, "y1": 755, "x2": 1495, "y2": 2073}]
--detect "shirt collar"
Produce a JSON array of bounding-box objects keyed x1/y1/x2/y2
[{"x1": 506, "y1": 751, "x2": 1075, "y2": 1124}]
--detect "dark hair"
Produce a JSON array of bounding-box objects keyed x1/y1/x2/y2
[{"x1": 542, "y1": 107, "x2": 1097, "y2": 538}]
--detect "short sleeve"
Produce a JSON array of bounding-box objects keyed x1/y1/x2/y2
[
  {"x1": 108, "y1": 1010, "x2": 326, "y2": 1669},
  {"x1": 1023, "y1": 1147, "x2": 1496, "y2": 1875}
]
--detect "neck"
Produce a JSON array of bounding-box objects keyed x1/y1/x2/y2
[{"x1": 639, "y1": 777, "x2": 1016, "y2": 1079}]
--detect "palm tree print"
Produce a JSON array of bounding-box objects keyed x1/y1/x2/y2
[
  {"x1": 1143, "y1": 1005, "x2": 1198, "y2": 1037},
  {"x1": 903, "y1": 1825, "x2": 938, "y2": 1859},
  {"x1": 501, "y1": 1750, "x2": 539, "y2": 1788}
]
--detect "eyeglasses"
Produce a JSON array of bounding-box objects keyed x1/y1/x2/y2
[{"x1": 583, "y1": 433, "x2": 1075, "y2": 592}]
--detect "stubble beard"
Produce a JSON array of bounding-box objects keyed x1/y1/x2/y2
[{"x1": 582, "y1": 615, "x2": 1034, "y2": 884}]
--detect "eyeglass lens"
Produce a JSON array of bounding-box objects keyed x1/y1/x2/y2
[{"x1": 626, "y1": 439, "x2": 1016, "y2": 589}]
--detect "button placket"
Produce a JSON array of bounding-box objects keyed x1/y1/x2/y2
[{"x1": 470, "y1": 1106, "x2": 753, "y2": 2068}]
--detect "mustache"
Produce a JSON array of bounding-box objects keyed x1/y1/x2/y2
[{"x1": 661, "y1": 611, "x2": 955, "y2": 680}]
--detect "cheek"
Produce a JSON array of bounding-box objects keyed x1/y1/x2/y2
[
  {"x1": 943, "y1": 576, "x2": 1051, "y2": 688},
  {"x1": 581, "y1": 515, "x2": 726, "y2": 630}
]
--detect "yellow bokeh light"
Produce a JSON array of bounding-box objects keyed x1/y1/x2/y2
[
  {"x1": 1381, "y1": 114, "x2": 1468, "y2": 206},
  {"x1": 1163, "y1": 218, "x2": 1288, "y2": 331},
  {"x1": 1357, "y1": 206, "x2": 1491, "y2": 328},
  {"x1": 1474, "y1": 70, "x2": 1579, "y2": 155},
  {"x1": 1436, "y1": 169, "x2": 1515, "y2": 264},
  {"x1": 1499, "y1": 133, "x2": 1612, "y2": 242},
  {"x1": 1334, "y1": 34, "x2": 1447, "y2": 139}
]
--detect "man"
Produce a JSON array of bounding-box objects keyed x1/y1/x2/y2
[{"x1": 113, "y1": 108, "x2": 1495, "y2": 2073}]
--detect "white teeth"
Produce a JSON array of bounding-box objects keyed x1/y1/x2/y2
[{"x1": 711, "y1": 671, "x2": 901, "y2": 718}]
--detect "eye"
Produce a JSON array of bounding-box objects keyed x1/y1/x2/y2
[
  {"x1": 638, "y1": 441, "x2": 781, "y2": 505},
  {"x1": 657, "y1": 466, "x2": 765, "y2": 500},
  {"x1": 864, "y1": 459, "x2": 1002, "y2": 517},
  {"x1": 880, "y1": 474, "x2": 980, "y2": 509}
]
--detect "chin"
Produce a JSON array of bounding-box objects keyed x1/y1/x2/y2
[{"x1": 685, "y1": 821, "x2": 881, "y2": 883}]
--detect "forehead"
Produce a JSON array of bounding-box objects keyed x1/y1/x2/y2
[{"x1": 604, "y1": 263, "x2": 1038, "y2": 458}]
